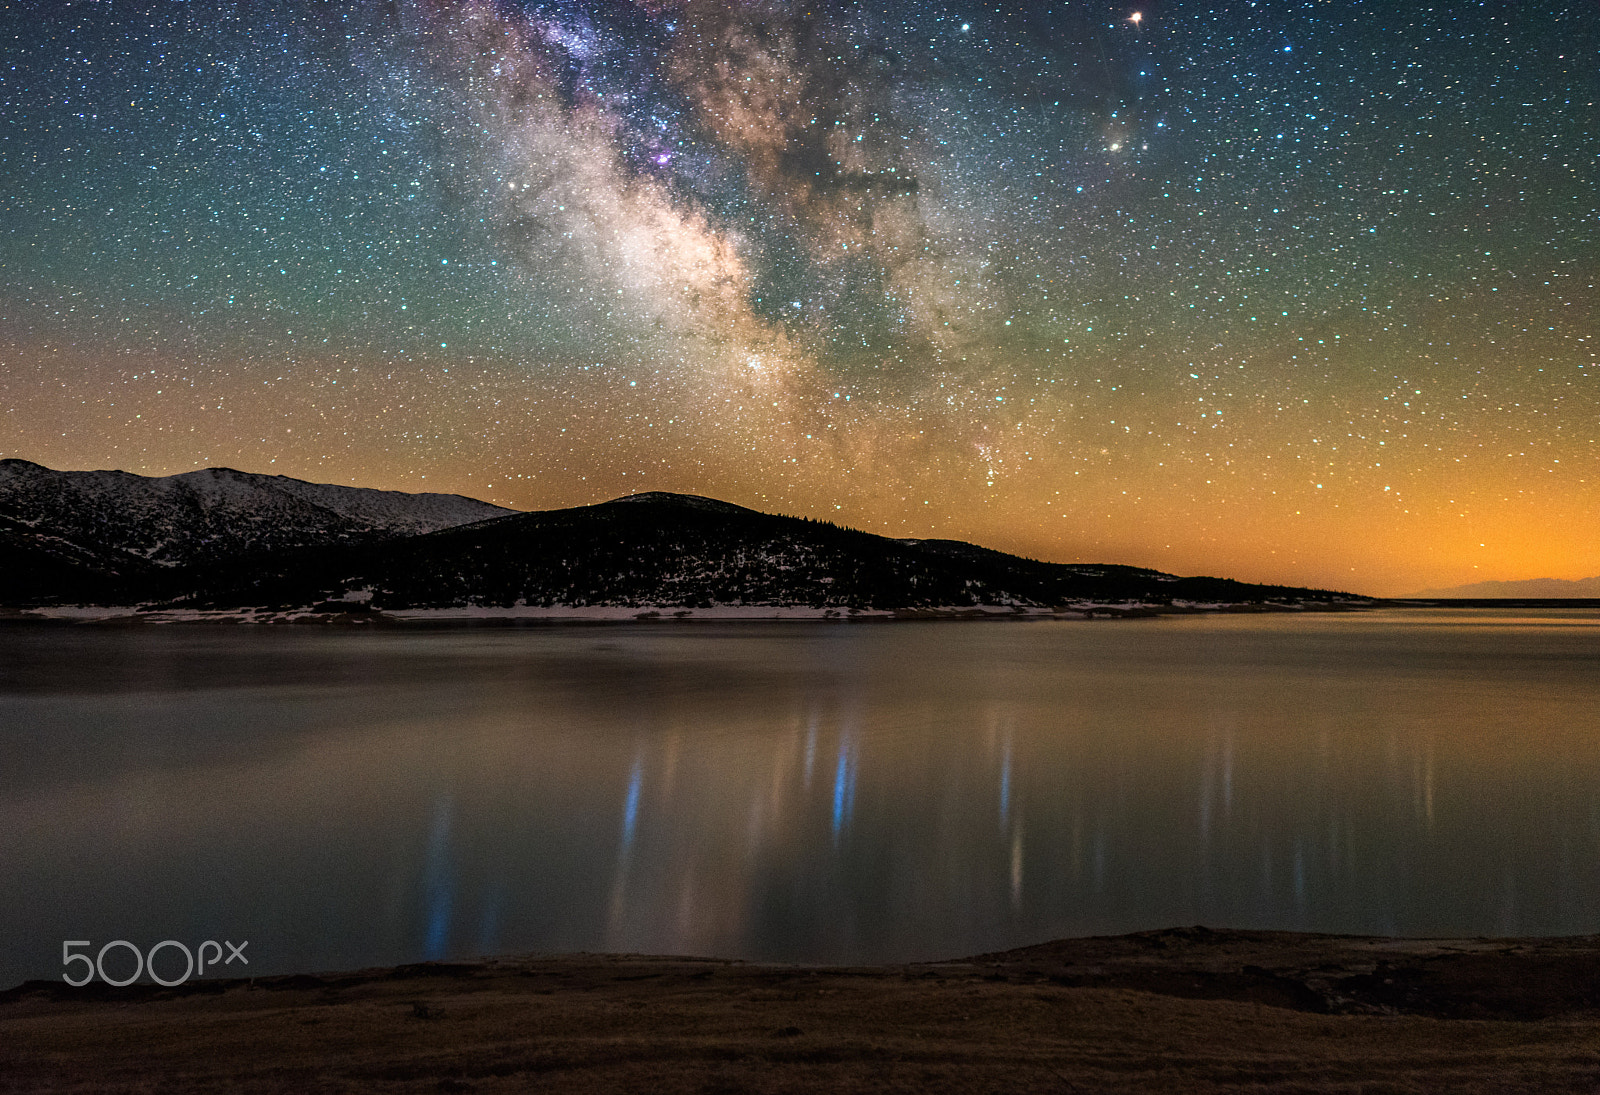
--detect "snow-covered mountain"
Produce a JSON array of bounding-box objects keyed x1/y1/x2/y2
[
  {"x1": 1, "y1": 462, "x2": 1361, "y2": 611},
  {"x1": 0, "y1": 459, "x2": 513, "y2": 570}
]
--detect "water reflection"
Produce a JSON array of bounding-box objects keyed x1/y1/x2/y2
[
  {"x1": 423, "y1": 793, "x2": 454, "y2": 960},
  {"x1": 830, "y1": 731, "x2": 856, "y2": 842},
  {"x1": 1, "y1": 609, "x2": 1598, "y2": 986}
]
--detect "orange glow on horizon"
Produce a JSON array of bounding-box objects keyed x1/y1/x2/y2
[{"x1": 3, "y1": 331, "x2": 1594, "y2": 599}]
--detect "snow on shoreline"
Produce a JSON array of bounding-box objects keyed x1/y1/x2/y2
[{"x1": 2, "y1": 600, "x2": 1340, "y2": 625}]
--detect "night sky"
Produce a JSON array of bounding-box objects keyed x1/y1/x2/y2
[{"x1": 1, "y1": 1, "x2": 1594, "y2": 595}]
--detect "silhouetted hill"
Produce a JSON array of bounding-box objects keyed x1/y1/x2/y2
[
  {"x1": 0, "y1": 461, "x2": 1360, "y2": 611},
  {"x1": 170, "y1": 491, "x2": 1355, "y2": 612}
]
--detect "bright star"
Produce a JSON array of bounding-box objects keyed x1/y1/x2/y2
[{"x1": 1129, "y1": 11, "x2": 1142, "y2": 24}]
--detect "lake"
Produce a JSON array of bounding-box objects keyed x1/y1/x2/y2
[{"x1": 2, "y1": 608, "x2": 1598, "y2": 989}]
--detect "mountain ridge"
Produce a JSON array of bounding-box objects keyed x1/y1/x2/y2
[
  {"x1": 0, "y1": 459, "x2": 514, "y2": 605},
  {"x1": 0, "y1": 458, "x2": 513, "y2": 566},
  {"x1": 0, "y1": 459, "x2": 1362, "y2": 612},
  {"x1": 168, "y1": 489, "x2": 1356, "y2": 613},
  {"x1": 1404, "y1": 576, "x2": 1600, "y2": 599}
]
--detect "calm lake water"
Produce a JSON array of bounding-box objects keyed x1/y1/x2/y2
[{"x1": 3, "y1": 608, "x2": 1599, "y2": 988}]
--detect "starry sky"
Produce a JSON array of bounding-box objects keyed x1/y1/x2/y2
[{"x1": 1, "y1": 0, "x2": 1594, "y2": 595}]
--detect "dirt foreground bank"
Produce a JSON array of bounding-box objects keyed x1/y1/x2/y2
[{"x1": 4, "y1": 928, "x2": 1599, "y2": 1093}]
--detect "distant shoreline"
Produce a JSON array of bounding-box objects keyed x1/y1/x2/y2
[
  {"x1": 7, "y1": 599, "x2": 1599, "y2": 627},
  {"x1": 1380, "y1": 598, "x2": 1600, "y2": 609},
  {"x1": 0, "y1": 600, "x2": 1379, "y2": 625}
]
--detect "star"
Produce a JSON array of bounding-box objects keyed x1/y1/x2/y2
[{"x1": 0, "y1": 0, "x2": 1589, "y2": 594}]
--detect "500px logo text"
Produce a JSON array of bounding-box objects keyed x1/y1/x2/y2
[{"x1": 61, "y1": 939, "x2": 249, "y2": 987}]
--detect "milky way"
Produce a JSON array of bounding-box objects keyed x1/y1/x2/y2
[{"x1": 1, "y1": 1, "x2": 1595, "y2": 593}]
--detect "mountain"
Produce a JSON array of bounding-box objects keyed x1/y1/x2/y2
[
  {"x1": 1, "y1": 462, "x2": 1359, "y2": 611},
  {"x1": 0, "y1": 459, "x2": 513, "y2": 604},
  {"x1": 1404, "y1": 577, "x2": 1600, "y2": 599},
  {"x1": 0, "y1": 459, "x2": 512, "y2": 567},
  {"x1": 171, "y1": 490, "x2": 1354, "y2": 612}
]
